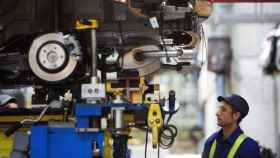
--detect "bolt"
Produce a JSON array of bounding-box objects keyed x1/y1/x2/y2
[
  {"x1": 155, "y1": 119, "x2": 160, "y2": 124},
  {"x1": 88, "y1": 88, "x2": 93, "y2": 94},
  {"x1": 94, "y1": 88, "x2": 99, "y2": 94}
]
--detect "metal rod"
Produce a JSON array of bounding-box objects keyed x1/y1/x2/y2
[
  {"x1": 53, "y1": 0, "x2": 60, "y2": 31},
  {"x1": 273, "y1": 73, "x2": 280, "y2": 155},
  {"x1": 139, "y1": 49, "x2": 192, "y2": 58},
  {"x1": 91, "y1": 29, "x2": 97, "y2": 77},
  {"x1": 114, "y1": 108, "x2": 124, "y2": 129}
]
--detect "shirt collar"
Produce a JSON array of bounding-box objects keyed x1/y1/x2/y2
[{"x1": 216, "y1": 126, "x2": 243, "y2": 145}]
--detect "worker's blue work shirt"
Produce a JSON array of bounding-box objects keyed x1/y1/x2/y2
[{"x1": 202, "y1": 127, "x2": 261, "y2": 158}]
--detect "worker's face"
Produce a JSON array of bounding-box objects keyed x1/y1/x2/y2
[{"x1": 216, "y1": 101, "x2": 240, "y2": 127}]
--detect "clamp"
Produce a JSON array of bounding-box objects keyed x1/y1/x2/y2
[{"x1": 76, "y1": 19, "x2": 98, "y2": 30}]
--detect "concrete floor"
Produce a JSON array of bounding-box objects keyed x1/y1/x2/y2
[{"x1": 130, "y1": 145, "x2": 200, "y2": 158}]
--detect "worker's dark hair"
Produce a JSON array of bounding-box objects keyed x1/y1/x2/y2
[{"x1": 230, "y1": 105, "x2": 242, "y2": 124}]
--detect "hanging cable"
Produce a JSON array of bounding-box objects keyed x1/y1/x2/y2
[
  {"x1": 159, "y1": 113, "x2": 177, "y2": 149},
  {"x1": 145, "y1": 127, "x2": 148, "y2": 158},
  {"x1": 21, "y1": 104, "x2": 50, "y2": 124},
  {"x1": 5, "y1": 104, "x2": 51, "y2": 137},
  {"x1": 159, "y1": 124, "x2": 177, "y2": 149},
  {"x1": 165, "y1": 113, "x2": 174, "y2": 125},
  {"x1": 158, "y1": 142, "x2": 160, "y2": 158}
]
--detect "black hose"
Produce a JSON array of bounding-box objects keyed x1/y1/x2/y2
[
  {"x1": 145, "y1": 127, "x2": 148, "y2": 158},
  {"x1": 4, "y1": 122, "x2": 23, "y2": 137},
  {"x1": 159, "y1": 124, "x2": 177, "y2": 149}
]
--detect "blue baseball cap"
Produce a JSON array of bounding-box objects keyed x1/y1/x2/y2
[
  {"x1": 217, "y1": 94, "x2": 249, "y2": 119},
  {"x1": 0, "y1": 95, "x2": 17, "y2": 106}
]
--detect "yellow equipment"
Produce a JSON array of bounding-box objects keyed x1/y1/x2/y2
[
  {"x1": 147, "y1": 103, "x2": 163, "y2": 148},
  {"x1": 76, "y1": 19, "x2": 98, "y2": 30}
]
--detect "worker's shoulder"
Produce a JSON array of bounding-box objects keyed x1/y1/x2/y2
[
  {"x1": 240, "y1": 135, "x2": 260, "y2": 151},
  {"x1": 204, "y1": 132, "x2": 219, "y2": 145},
  {"x1": 243, "y1": 135, "x2": 259, "y2": 146}
]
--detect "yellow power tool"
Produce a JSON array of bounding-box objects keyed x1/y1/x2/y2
[{"x1": 147, "y1": 103, "x2": 163, "y2": 148}]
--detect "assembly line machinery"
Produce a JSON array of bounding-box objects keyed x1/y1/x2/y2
[{"x1": 0, "y1": 0, "x2": 213, "y2": 158}]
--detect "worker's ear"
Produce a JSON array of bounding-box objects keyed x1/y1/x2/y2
[{"x1": 233, "y1": 112, "x2": 241, "y2": 121}]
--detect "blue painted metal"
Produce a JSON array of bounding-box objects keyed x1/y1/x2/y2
[
  {"x1": 30, "y1": 126, "x2": 48, "y2": 158},
  {"x1": 30, "y1": 103, "x2": 148, "y2": 158},
  {"x1": 75, "y1": 104, "x2": 102, "y2": 116},
  {"x1": 76, "y1": 103, "x2": 147, "y2": 111},
  {"x1": 75, "y1": 104, "x2": 102, "y2": 128},
  {"x1": 31, "y1": 126, "x2": 104, "y2": 158}
]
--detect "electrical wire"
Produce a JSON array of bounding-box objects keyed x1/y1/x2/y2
[
  {"x1": 4, "y1": 104, "x2": 51, "y2": 136},
  {"x1": 165, "y1": 113, "x2": 173, "y2": 125},
  {"x1": 145, "y1": 127, "x2": 148, "y2": 158},
  {"x1": 159, "y1": 124, "x2": 177, "y2": 149},
  {"x1": 158, "y1": 142, "x2": 160, "y2": 158},
  {"x1": 159, "y1": 110, "x2": 178, "y2": 149},
  {"x1": 21, "y1": 104, "x2": 50, "y2": 124}
]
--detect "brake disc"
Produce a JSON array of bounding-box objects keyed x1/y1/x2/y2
[{"x1": 28, "y1": 33, "x2": 80, "y2": 82}]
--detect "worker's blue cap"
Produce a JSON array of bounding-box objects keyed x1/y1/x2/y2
[
  {"x1": 0, "y1": 95, "x2": 16, "y2": 106},
  {"x1": 217, "y1": 94, "x2": 249, "y2": 119}
]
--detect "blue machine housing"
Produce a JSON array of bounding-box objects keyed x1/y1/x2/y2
[
  {"x1": 30, "y1": 103, "x2": 147, "y2": 158},
  {"x1": 30, "y1": 126, "x2": 104, "y2": 158}
]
